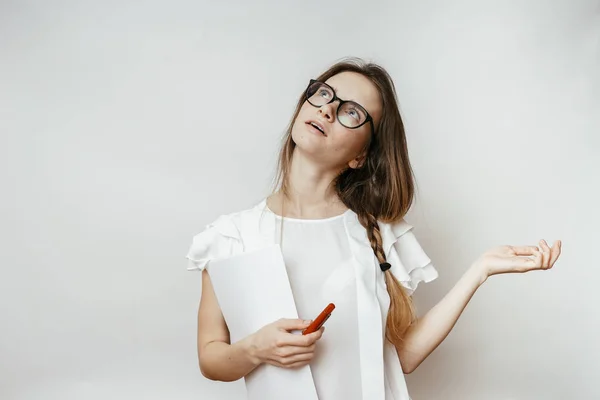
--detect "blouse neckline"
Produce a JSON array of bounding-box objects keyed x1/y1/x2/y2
[{"x1": 260, "y1": 199, "x2": 352, "y2": 223}]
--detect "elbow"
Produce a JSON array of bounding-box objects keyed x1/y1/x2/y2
[
  {"x1": 199, "y1": 361, "x2": 217, "y2": 381},
  {"x1": 400, "y1": 358, "x2": 420, "y2": 374},
  {"x1": 199, "y1": 365, "x2": 229, "y2": 382},
  {"x1": 402, "y1": 364, "x2": 416, "y2": 374},
  {"x1": 397, "y1": 347, "x2": 420, "y2": 374},
  {"x1": 199, "y1": 359, "x2": 221, "y2": 382},
  {"x1": 199, "y1": 361, "x2": 239, "y2": 382}
]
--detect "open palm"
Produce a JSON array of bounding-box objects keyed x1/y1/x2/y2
[{"x1": 475, "y1": 239, "x2": 562, "y2": 277}]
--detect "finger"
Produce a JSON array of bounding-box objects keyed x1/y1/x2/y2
[
  {"x1": 548, "y1": 240, "x2": 562, "y2": 268},
  {"x1": 510, "y1": 246, "x2": 540, "y2": 256},
  {"x1": 539, "y1": 240, "x2": 550, "y2": 269},
  {"x1": 267, "y1": 359, "x2": 292, "y2": 369},
  {"x1": 275, "y1": 344, "x2": 316, "y2": 358},
  {"x1": 283, "y1": 329, "x2": 322, "y2": 347},
  {"x1": 303, "y1": 327, "x2": 325, "y2": 345},
  {"x1": 275, "y1": 318, "x2": 311, "y2": 331},
  {"x1": 277, "y1": 352, "x2": 314, "y2": 367},
  {"x1": 284, "y1": 360, "x2": 312, "y2": 369},
  {"x1": 283, "y1": 327, "x2": 324, "y2": 347},
  {"x1": 267, "y1": 358, "x2": 312, "y2": 369},
  {"x1": 509, "y1": 251, "x2": 541, "y2": 272}
]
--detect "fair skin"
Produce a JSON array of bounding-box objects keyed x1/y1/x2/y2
[{"x1": 196, "y1": 71, "x2": 562, "y2": 380}]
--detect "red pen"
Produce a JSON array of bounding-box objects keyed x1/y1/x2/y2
[{"x1": 302, "y1": 303, "x2": 335, "y2": 335}]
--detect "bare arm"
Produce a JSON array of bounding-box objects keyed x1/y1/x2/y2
[
  {"x1": 397, "y1": 239, "x2": 562, "y2": 374},
  {"x1": 197, "y1": 270, "x2": 259, "y2": 381},
  {"x1": 397, "y1": 265, "x2": 485, "y2": 374}
]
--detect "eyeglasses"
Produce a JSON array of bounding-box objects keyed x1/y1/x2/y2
[{"x1": 305, "y1": 79, "x2": 375, "y2": 135}]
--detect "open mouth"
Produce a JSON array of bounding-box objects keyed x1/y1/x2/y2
[{"x1": 306, "y1": 121, "x2": 326, "y2": 136}]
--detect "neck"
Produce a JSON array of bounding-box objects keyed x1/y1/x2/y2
[{"x1": 272, "y1": 148, "x2": 347, "y2": 218}]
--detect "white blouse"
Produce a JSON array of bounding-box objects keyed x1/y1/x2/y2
[
  {"x1": 268, "y1": 206, "x2": 362, "y2": 400},
  {"x1": 186, "y1": 199, "x2": 439, "y2": 400}
]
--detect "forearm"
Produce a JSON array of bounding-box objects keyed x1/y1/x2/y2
[
  {"x1": 199, "y1": 336, "x2": 260, "y2": 382},
  {"x1": 398, "y1": 265, "x2": 487, "y2": 373}
]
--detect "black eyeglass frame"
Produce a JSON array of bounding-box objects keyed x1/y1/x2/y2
[{"x1": 305, "y1": 79, "x2": 375, "y2": 136}]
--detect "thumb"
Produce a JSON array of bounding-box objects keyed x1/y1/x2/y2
[{"x1": 275, "y1": 318, "x2": 311, "y2": 331}]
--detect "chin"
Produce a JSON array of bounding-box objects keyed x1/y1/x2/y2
[{"x1": 290, "y1": 126, "x2": 319, "y2": 152}]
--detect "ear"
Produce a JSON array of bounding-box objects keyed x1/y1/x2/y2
[{"x1": 348, "y1": 152, "x2": 367, "y2": 169}]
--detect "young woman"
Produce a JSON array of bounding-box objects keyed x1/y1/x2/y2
[{"x1": 186, "y1": 57, "x2": 562, "y2": 399}]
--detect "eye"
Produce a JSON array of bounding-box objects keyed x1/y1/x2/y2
[
  {"x1": 318, "y1": 88, "x2": 331, "y2": 99},
  {"x1": 346, "y1": 108, "x2": 360, "y2": 121}
]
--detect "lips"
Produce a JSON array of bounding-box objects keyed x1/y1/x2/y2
[{"x1": 306, "y1": 120, "x2": 326, "y2": 136}]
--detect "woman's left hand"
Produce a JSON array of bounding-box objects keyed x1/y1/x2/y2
[{"x1": 473, "y1": 239, "x2": 562, "y2": 279}]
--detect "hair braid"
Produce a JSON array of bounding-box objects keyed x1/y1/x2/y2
[{"x1": 357, "y1": 211, "x2": 416, "y2": 346}]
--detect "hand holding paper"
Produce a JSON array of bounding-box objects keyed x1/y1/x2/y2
[
  {"x1": 207, "y1": 244, "x2": 320, "y2": 400},
  {"x1": 246, "y1": 318, "x2": 324, "y2": 369}
]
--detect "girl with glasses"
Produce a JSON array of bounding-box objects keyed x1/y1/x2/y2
[{"x1": 186, "y1": 57, "x2": 562, "y2": 400}]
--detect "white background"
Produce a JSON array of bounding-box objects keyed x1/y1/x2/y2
[{"x1": 1, "y1": 0, "x2": 599, "y2": 399}]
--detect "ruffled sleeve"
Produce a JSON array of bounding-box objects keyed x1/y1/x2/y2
[
  {"x1": 383, "y1": 219, "x2": 439, "y2": 295},
  {"x1": 185, "y1": 214, "x2": 243, "y2": 272}
]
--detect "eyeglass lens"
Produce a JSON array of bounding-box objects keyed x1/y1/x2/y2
[{"x1": 306, "y1": 82, "x2": 368, "y2": 129}]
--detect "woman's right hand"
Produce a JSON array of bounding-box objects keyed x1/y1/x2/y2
[{"x1": 245, "y1": 318, "x2": 324, "y2": 369}]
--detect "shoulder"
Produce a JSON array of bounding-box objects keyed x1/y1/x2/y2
[
  {"x1": 201, "y1": 198, "x2": 268, "y2": 236},
  {"x1": 343, "y1": 211, "x2": 413, "y2": 253},
  {"x1": 379, "y1": 218, "x2": 439, "y2": 295},
  {"x1": 185, "y1": 199, "x2": 267, "y2": 271},
  {"x1": 343, "y1": 211, "x2": 438, "y2": 294}
]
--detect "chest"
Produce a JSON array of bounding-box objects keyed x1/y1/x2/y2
[{"x1": 235, "y1": 209, "x2": 392, "y2": 318}]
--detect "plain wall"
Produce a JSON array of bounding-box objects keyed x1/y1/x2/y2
[{"x1": 1, "y1": 0, "x2": 599, "y2": 399}]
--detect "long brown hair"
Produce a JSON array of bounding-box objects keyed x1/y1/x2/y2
[{"x1": 273, "y1": 57, "x2": 417, "y2": 347}]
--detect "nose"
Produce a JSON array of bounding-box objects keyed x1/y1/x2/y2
[{"x1": 318, "y1": 101, "x2": 337, "y2": 122}]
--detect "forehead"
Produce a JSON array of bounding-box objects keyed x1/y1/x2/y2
[{"x1": 324, "y1": 72, "x2": 381, "y2": 118}]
